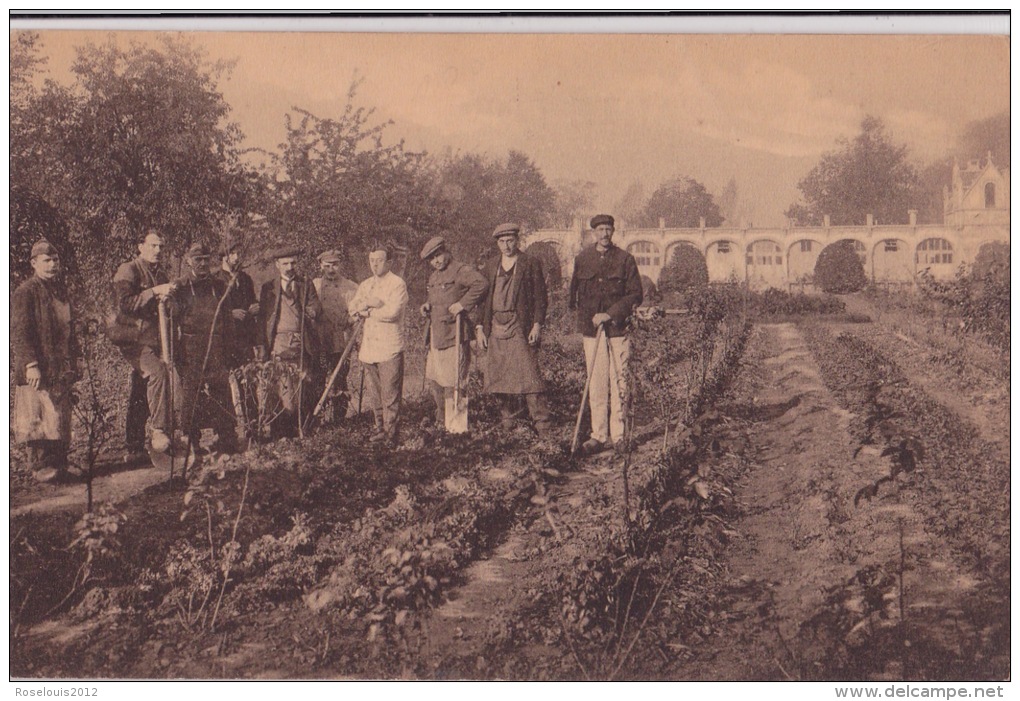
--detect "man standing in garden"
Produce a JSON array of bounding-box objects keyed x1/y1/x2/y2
[
  {"x1": 13, "y1": 240, "x2": 79, "y2": 482},
  {"x1": 110, "y1": 229, "x2": 178, "y2": 454},
  {"x1": 217, "y1": 237, "x2": 259, "y2": 370},
  {"x1": 569, "y1": 214, "x2": 643, "y2": 454},
  {"x1": 258, "y1": 246, "x2": 321, "y2": 438},
  {"x1": 419, "y1": 236, "x2": 487, "y2": 430},
  {"x1": 173, "y1": 242, "x2": 235, "y2": 452},
  {"x1": 350, "y1": 244, "x2": 408, "y2": 447},
  {"x1": 313, "y1": 248, "x2": 360, "y2": 423},
  {"x1": 476, "y1": 223, "x2": 554, "y2": 439}
]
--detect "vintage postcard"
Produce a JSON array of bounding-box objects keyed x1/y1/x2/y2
[{"x1": 9, "y1": 16, "x2": 1010, "y2": 688}]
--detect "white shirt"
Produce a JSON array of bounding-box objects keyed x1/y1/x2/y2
[{"x1": 350, "y1": 271, "x2": 408, "y2": 363}]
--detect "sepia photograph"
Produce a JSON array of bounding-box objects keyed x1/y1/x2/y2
[{"x1": 8, "y1": 14, "x2": 1011, "y2": 685}]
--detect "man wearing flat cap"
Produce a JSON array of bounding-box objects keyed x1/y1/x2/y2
[
  {"x1": 477, "y1": 223, "x2": 554, "y2": 438},
  {"x1": 173, "y1": 242, "x2": 235, "y2": 450},
  {"x1": 13, "y1": 240, "x2": 79, "y2": 482},
  {"x1": 217, "y1": 237, "x2": 259, "y2": 370},
  {"x1": 313, "y1": 249, "x2": 359, "y2": 422},
  {"x1": 110, "y1": 229, "x2": 179, "y2": 454},
  {"x1": 258, "y1": 246, "x2": 322, "y2": 438},
  {"x1": 419, "y1": 235, "x2": 487, "y2": 429},
  {"x1": 569, "y1": 214, "x2": 643, "y2": 454}
]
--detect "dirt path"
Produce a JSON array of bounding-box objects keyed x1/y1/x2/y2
[
  {"x1": 11, "y1": 463, "x2": 169, "y2": 518},
  {"x1": 685, "y1": 323, "x2": 986, "y2": 680}
]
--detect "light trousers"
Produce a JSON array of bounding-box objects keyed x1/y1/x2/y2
[{"x1": 582, "y1": 334, "x2": 631, "y2": 444}]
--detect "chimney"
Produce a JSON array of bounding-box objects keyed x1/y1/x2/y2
[
  {"x1": 699, "y1": 217, "x2": 706, "y2": 229},
  {"x1": 866, "y1": 213, "x2": 874, "y2": 227},
  {"x1": 908, "y1": 209, "x2": 917, "y2": 226},
  {"x1": 658, "y1": 217, "x2": 666, "y2": 229},
  {"x1": 823, "y1": 214, "x2": 831, "y2": 228}
]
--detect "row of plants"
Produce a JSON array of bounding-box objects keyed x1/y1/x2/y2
[{"x1": 800, "y1": 322, "x2": 1009, "y2": 576}]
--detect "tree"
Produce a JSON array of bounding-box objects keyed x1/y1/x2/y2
[
  {"x1": 657, "y1": 244, "x2": 709, "y2": 294},
  {"x1": 959, "y1": 110, "x2": 1010, "y2": 168},
  {"x1": 640, "y1": 176, "x2": 723, "y2": 228},
  {"x1": 786, "y1": 116, "x2": 920, "y2": 227},
  {"x1": 14, "y1": 36, "x2": 263, "y2": 302},
  {"x1": 814, "y1": 239, "x2": 867, "y2": 294},
  {"x1": 613, "y1": 180, "x2": 645, "y2": 227},
  {"x1": 434, "y1": 149, "x2": 555, "y2": 264},
  {"x1": 269, "y1": 81, "x2": 439, "y2": 278},
  {"x1": 549, "y1": 179, "x2": 597, "y2": 229},
  {"x1": 524, "y1": 240, "x2": 563, "y2": 289}
]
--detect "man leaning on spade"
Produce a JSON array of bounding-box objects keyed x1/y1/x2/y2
[
  {"x1": 569, "y1": 214, "x2": 643, "y2": 455},
  {"x1": 419, "y1": 235, "x2": 487, "y2": 431}
]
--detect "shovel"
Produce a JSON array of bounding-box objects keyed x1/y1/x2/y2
[
  {"x1": 303, "y1": 318, "x2": 364, "y2": 434},
  {"x1": 445, "y1": 311, "x2": 469, "y2": 434},
  {"x1": 151, "y1": 298, "x2": 195, "y2": 477}
]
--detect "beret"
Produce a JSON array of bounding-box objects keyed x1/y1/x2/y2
[
  {"x1": 317, "y1": 249, "x2": 342, "y2": 264},
  {"x1": 419, "y1": 236, "x2": 447, "y2": 261},
  {"x1": 31, "y1": 239, "x2": 59, "y2": 258},
  {"x1": 270, "y1": 245, "x2": 302, "y2": 260},
  {"x1": 590, "y1": 214, "x2": 615, "y2": 229},
  {"x1": 492, "y1": 222, "x2": 521, "y2": 239},
  {"x1": 186, "y1": 242, "x2": 213, "y2": 258}
]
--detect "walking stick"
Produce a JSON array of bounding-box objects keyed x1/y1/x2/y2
[
  {"x1": 357, "y1": 360, "x2": 366, "y2": 414},
  {"x1": 303, "y1": 318, "x2": 364, "y2": 434},
  {"x1": 570, "y1": 322, "x2": 606, "y2": 456}
]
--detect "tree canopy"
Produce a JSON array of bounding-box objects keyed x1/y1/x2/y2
[
  {"x1": 814, "y1": 239, "x2": 868, "y2": 294},
  {"x1": 639, "y1": 176, "x2": 723, "y2": 228},
  {"x1": 786, "y1": 116, "x2": 920, "y2": 227}
]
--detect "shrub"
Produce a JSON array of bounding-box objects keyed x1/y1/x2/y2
[
  {"x1": 814, "y1": 239, "x2": 867, "y2": 294},
  {"x1": 658, "y1": 244, "x2": 708, "y2": 294},
  {"x1": 525, "y1": 240, "x2": 564, "y2": 289}
]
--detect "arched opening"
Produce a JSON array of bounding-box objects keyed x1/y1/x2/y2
[
  {"x1": 787, "y1": 239, "x2": 823, "y2": 286},
  {"x1": 664, "y1": 240, "x2": 700, "y2": 265},
  {"x1": 871, "y1": 238, "x2": 913, "y2": 285},
  {"x1": 745, "y1": 239, "x2": 785, "y2": 290},
  {"x1": 985, "y1": 182, "x2": 996, "y2": 208},
  {"x1": 627, "y1": 241, "x2": 661, "y2": 268},
  {"x1": 916, "y1": 238, "x2": 954, "y2": 266},
  {"x1": 704, "y1": 239, "x2": 743, "y2": 283}
]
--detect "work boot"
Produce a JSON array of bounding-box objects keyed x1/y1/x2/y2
[
  {"x1": 151, "y1": 429, "x2": 171, "y2": 454},
  {"x1": 581, "y1": 438, "x2": 606, "y2": 455}
]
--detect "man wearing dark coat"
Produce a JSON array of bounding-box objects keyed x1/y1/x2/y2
[
  {"x1": 257, "y1": 246, "x2": 321, "y2": 437},
  {"x1": 110, "y1": 230, "x2": 179, "y2": 453},
  {"x1": 477, "y1": 223, "x2": 554, "y2": 438},
  {"x1": 173, "y1": 242, "x2": 235, "y2": 451},
  {"x1": 12, "y1": 240, "x2": 78, "y2": 482},
  {"x1": 217, "y1": 239, "x2": 259, "y2": 369},
  {"x1": 568, "y1": 214, "x2": 643, "y2": 454}
]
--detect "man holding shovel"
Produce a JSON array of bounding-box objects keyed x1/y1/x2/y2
[
  {"x1": 569, "y1": 214, "x2": 643, "y2": 455},
  {"x1": 419, "y1": 236, "x2": 487, "y2": 433}
]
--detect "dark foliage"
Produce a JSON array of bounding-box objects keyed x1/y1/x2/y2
[{"x1": 814, "y1": 240, "x2": 868, "y2": 294}]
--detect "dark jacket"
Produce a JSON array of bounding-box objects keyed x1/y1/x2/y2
[
  {"x1": 568, "y1": 244, "x2": 643, "y2": 338},
  {"x1": 426, "y1": 260, "x2": 488, "y2": 351},
  {"x1": 111, "y1": 256, "x2": 169, "y2": 349},
  {"x1": 217, "y1": 267, "x2": 257, "y2": 365},
  {"x1": 481, "y1": 251, "x2": 548, "y2": 338},
  {"x1": 258, "y1": 275, "x2": 321, "y2": 361},
  {"x1": 12, "y1": 276, "x2": 78, "y2": 387},
  {"x1": 173, "y1": 270, "x2": 231, "y2": 370}
]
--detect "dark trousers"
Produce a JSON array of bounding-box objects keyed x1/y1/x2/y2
[
  {"x1": 497, "y1": 393, "x2": 553, "y2": 434},
  {"x1": 119, "y1": 345, "x2": 180, "y2": 434},
  {"x1": 364, "y1": 353, "x2": 404, "y2": 438},
  {"x1": 27, "y1": 439, "x2": 68, "y2": 474}
]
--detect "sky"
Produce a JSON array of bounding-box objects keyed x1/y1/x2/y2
[{"x1": 13, "y1": 22, "x2": 1011, "y2": 227}]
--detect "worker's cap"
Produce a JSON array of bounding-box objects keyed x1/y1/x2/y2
[
  {"x1": 317, "y1": 249, "x2": 342, "y2": 264},
  {"x1": 589, "y1": 214, "x2": 615, "y2": 229},
  {"x1": 270, "y1": 245, "x2": 302, "y2": 260},
  {"x1": 492, "y1": 222, "x2": 521, "y2": 239},
  {"x1": 419, "y1": 236, "x2": 447, "y2": 261},
  {"x1": 31, "y1": 239, "x2": 59, "y2": 258},
  {"x1": 186, "y1": 242, "x2": 213, "y2": 259}
]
